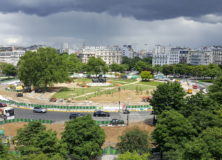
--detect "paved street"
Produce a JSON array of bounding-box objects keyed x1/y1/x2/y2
[{"x1": 14, "y1": 108, "x2": 153, "y2": 123}]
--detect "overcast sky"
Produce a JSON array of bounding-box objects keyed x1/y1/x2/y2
[{"x1": 1, "y1": 0, "x2": 222, "y2": 49}]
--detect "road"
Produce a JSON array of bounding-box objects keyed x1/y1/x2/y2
[
  {"x1": 181, "y1": 79, "x2": 212, "y2": 89},
  {"x1": 14, "y1": 108, "x2": 153, "y2": 124}
]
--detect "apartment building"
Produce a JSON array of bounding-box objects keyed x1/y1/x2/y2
[
  {"x1": 212, "y1": 46, "x2": 222, "y2": 65},
  {"x1": 0, "y1": 49, "x2": 25, "y2": 65},
  {"x1": 187, "y1": 50, "x2": 213, "y2": 65},
  {"x1": 152, "y1": 45, "x2": 170, "y2": 66},
  {"x1": 78, "y1": 46, "x2": 123, "y2": 64}
]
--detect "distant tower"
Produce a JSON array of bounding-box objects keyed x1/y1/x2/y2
[{"x1": 61, "y1": 42, "x2": 69, "y2": 53}]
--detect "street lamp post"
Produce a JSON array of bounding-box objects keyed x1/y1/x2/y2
[{"x1": 118, "y1": 87, "x2": 121, "y2": 112}]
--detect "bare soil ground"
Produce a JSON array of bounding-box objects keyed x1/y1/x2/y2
[
  {"x1": 101, "y1": 122, "x2": 154, "y2": 147},
  {"x1": 1, "y1": 122, "x2": 154, "y2": 148},
  {"x1": 90, "y1": 90, "x2": 154, "y2": 104},
  {"x1": 0, "y1": 82, "x2": 154, "y2": 106}
]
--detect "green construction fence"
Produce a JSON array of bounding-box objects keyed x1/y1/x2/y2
[
  {"x1": 103, "y1": 147, "x2": 119, "y2": 155},
  {"x1": 0, "y1": 119, "x2": 53, "y2": 125},
  {"x1": 126, "y1": 105, "x2": 153, "y2": 109},
  {"x1": 0, "y1": 99, "x2": 96, "y2": 110},
  {"x1": 95, "y1": 121, "x2": 111, "y2": 125}
]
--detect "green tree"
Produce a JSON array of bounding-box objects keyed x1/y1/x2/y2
[
  {"x1": 208, "y1": 76, "x2": 222, "y2": 104},
  {"x1": 117, "y1": 152, "x2": 150, "y2": 160},
  {"x1": 18, "y1": 48, "x2": 69, "y2": 89},
  {"x1": 191, "y1": 65, "x2": 205, "y2": 78},
  {"x1": 117, "y1": 128, "x2": 149, "y2": 154},
  {"x1": 12, "y1": 153, "x2": 65, "y2": 160},
  {"x1": 181, "y1": 93, "x2": 219, "y2": 117},
  {"x1": 140, "y1": 71, "x2": 152, "y2": 81},
  {"x1": 200, "y1": 127, "x2": 222, "y2": 159},
  {"x1": 152, "y1": 110, "x2": 197, "y2": 155},
  {"x1": 150, "y1": 82, "x2": 186, "y2": 115},
  {"x1": 174, "y1": 64, "x2": 189, "y2": 77},
  {"x1": 205, "y1": 64, "x2": 222, "y2": 79},
  {"x1": 153, "y1": 65, "x2": 162, "y2": 74},
  {"x1": 182, "y1": 138, "x2": 212, "y2": 160},
  {"x1": 175, "y1": 127, "x2": 222, "y2": 160},
  {"x1": 110, "y1": 63, "x2": 128, "y2": 73},
  {"x1": 121, "y1": 56, "x2": 133, "y2": 71},
  {"x1": 122, "y1": 56, "x2": 142, "y2": 71},
  {"x1": 0, "y1": 139, "x2": 8, "y2": 158},
  {"x1": 86, "y1": 57, "x2": 108, "y2": 75},
  {"x1": 62, "y1": 115, "x2": 105, "y2": 160},
  {"x1": 143, "y1": 57, "x2": 152, "y2": 65},
  {"x1": 61, "y1": 54, "x2": 82, "y2": 74},
  {"x1": 188, "y1": 110, "x2": 222, "y2": 133},
  {"x1": 135, "y1": 61, "x2": 149, "y2": 73},
  {"x1": 15, "y1": 122, "x2": 65, "y2": 157},
  {"x1": 162, "y1": 65, "x2": 174, "y2": 76},
  {"x1": 0, "y1": 63, "x2": 17, "y2": 76}
]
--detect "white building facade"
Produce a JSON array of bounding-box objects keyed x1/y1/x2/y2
[
  {"x1": 0, "y1": 50, "x2": 25, "y2": 65},
  {"x1": 152, "y1": 45, "x2": 170, "y2": 66},
  {"x1": 78, "y1": 46, "x2": 123, "y2": 64},
  {"x1": 187, "y1": 50, "x2": 213, "y2": 65},
  {"x1": 212, "y1": 46, "x2": 222, "y2": 65}
]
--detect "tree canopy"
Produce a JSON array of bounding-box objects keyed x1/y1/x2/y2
[
  {"x1": 152, "y1": 110, "x2": 197, "y2": 154},
  {"x1": 62, "y1": 115, "x2": 105, "y2": 160},
  {"x1": 109, "y1": 63, "x2": 129, "y2": 73},
  {"x1": 17, "y1": 48, "x2": 69, "y2": 88},
  {"x1": 208, "y1": 76, "x2": 222, "y2": 104},
  {"x1": 135, "y1": 61, "x2": 150, "y2": 73},
  {"x1": 117, "y1": 152, "x2": 150, "y2": 160},
  {"x1": 140, "y1": 71, "x2": 152, "y2": 81},
  {"x1": 15, "y1": 121, "x2": 66, "y2": 158},
  {"x1": 150, "y1": 82, "x2": 186, "y2": 115},
  {"x1": 117, "y1": 128, "x2": 149, "y2": 154},
  {"x1": 86, "y1": 57, "x2": 108, "y2": 75},
  {"x1": 0, "y1": 63, "x2": 17, "y2": 76},
  {"x1": 61, "y1": 54, "x2": 82, "y2": 74}
]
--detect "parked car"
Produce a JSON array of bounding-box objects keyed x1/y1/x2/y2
[
  {"x1": 123, "y1": 109, "x2": 130, "y2": 114},
  {"x1": 69, "y1": 113, "x2": 84, "y2": 119},
  {"x1": 24, "y1": 86, "x2": 32, "y2": 92},
  {"x1": 0, "y1": 103, "x2": 7, "y2": 107},
  {"x1": 111, "y1": 119, "x2": 124, "y2": 125},
  {"x1": 49, "y1": 97, "x2": 57, "y2": 102},
  {"x1": 142, "y1": 96, "x2": 152, "y2": 102},
  {"x1": 93, "y1": 111, "x2": 110, "y2": 117},
  {"x1": 33, "y1": 107, "x2": 47, "y2": 113},
  {"x1": 192, "y1": 84, "x2": 198, "y2": 89},
  {"x1": 16, "y1": 92, "x2": 23, "y2": 97},
  {"x1": 187, "y1": 89, "x2": 193, "y2": 94},
  {"x1": 35, "y1": 88, "x2": 44, "y2": 93}
]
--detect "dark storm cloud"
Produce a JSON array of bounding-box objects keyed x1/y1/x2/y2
[{"x1": 1, "y1": 0, "x2": 222, "y2": 21}]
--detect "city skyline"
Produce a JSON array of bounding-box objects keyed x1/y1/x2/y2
[{"x1": 1, "y1": 0, "x2": 222, "y2": 48}]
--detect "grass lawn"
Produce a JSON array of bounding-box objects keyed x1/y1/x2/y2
[
  {"x1": 75, "y1": 84, "x2": 155, "y2": 100},
  {"x1": 74, "y1": 78, "x2": 92, "y2": 83},
  {"x1": 138, "y1": 81, "x2": 164, "y2": 86},
  {"x1": 53, "y1": 78, "x2": 158, "y2": 100},
  {"x1": 198, "y1": 79, "x2": 214, "y2": 83},
  {"x1": 53, "y1": 86, "x2": 107, "y2": 99},
  {"x1": 120, "y1": 84, "x2": 155, "y2": 91},
  {"x1": 108, "y1": 78, "x2": 136, "y2": 84}
]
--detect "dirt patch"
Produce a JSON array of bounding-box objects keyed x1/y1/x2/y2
[
  {"x1": 1, "y1": 122, "x2": 154, "y2": 148},
  {"x1": 89, "y1": 90, "x2": 154, "y2": 105},
  {"x1": 102, "y1": 122, "x2": 154, "y2": 147}
]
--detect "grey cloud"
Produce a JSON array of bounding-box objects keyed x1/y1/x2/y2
[
  {"x1": 1, "y1": 0, "x2": 222, "y2": 21},
  {"x1": 1, "y1": 11, "x2": 222, "y2": 48}
]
